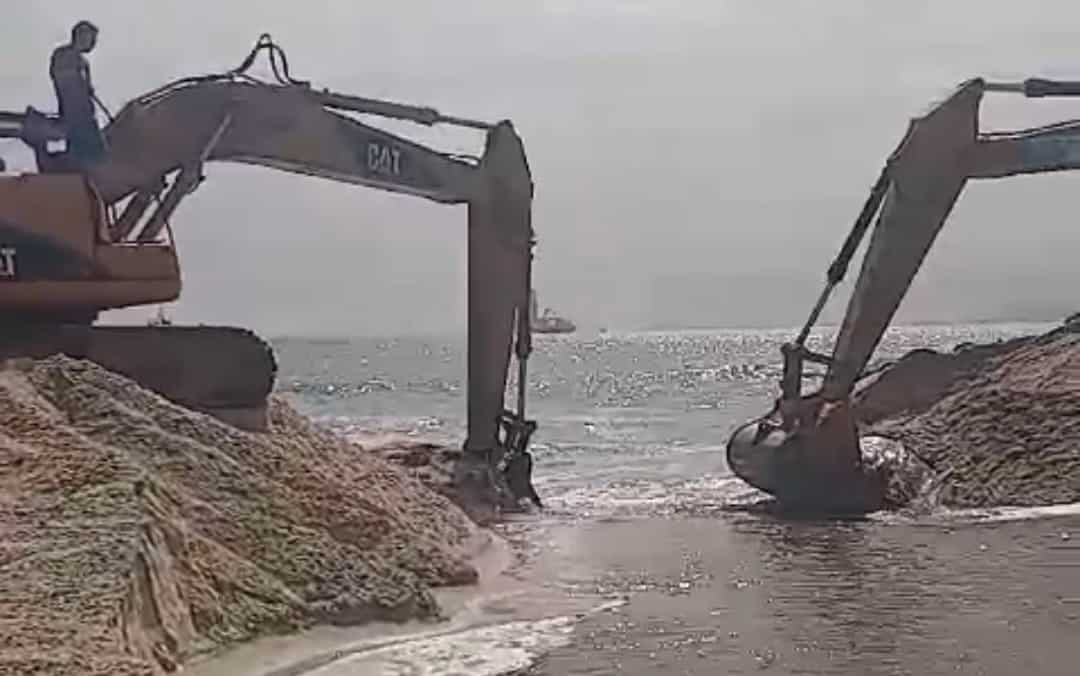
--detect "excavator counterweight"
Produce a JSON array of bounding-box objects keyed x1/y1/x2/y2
[
  {"x1": 727, "y1": 77, "x2": 1080, "y2": 513},
  {"x1": 0, "y1": 35, "x2": 539, "y2": 506}
]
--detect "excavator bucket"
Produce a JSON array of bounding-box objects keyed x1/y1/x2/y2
[
  {"x1": 726, "y1": 80, "x2": 985, "y2": 513},
  {"x1": 726, "y1": 396, "x2": 887, "y2": 513}
]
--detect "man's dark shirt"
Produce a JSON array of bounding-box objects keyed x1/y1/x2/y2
[
  {"x1": 48, "y1": 42, "x2": 104, "y2": 163},
  {"x1": 49, "y1": 43, "x2": 93, "y2": 119},
  {"x1": 49, "y1": 43, "x2": 95, "y2": 122}
]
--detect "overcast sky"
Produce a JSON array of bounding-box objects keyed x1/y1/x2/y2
[{"x1": 2, "y1": 1, "x2": 1079, "y2": 337}]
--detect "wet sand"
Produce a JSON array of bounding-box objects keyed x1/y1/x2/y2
[
  {"x1": 183, "y1": 522, "x2": 617, "y2": 676},
  {"x1": 183, "y1": 502, "x2": 1079, "y2": 676},
  {"x1": 226, "y1": 322, "x2": 1077, "y2": 675},
  {"x1": 527, "y1": 509, "x2": 1080, "y2": 675},
  {"x1": 181, "y1": 529, "x2": 512, "y2": 676}
]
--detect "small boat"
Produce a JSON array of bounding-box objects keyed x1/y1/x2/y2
[{"x1": 530, "y1": 289, "x2": 575, "y2": 334}]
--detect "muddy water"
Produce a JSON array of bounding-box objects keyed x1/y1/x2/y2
[
  {"x1": 191, "y1": 498, "x2": 1080, "y2": 675},
  {"x1": 523, "y1": 506, "x2": 1080, "y2": 675},
  {"x1": 271, "y1": 322, "x2": 1078, "y2": 674}
]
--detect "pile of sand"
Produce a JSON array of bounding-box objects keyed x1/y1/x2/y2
[
  {"x1": 854, "y1": 324, "x2": 1079, "y2": 508},
  {"x1": 0, "y1": 356, "x2": 482, "y2": 675}
]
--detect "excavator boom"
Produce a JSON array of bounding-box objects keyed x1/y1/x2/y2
[
  {"x1": 0, "y1": 35, "x2": 538, "y2": 503},
  {"x1": 727, "y1": 77, "x2": 1080, "y2": 512},
  {"x1": 92, "y1": 81, "x2": 488, "y2": 207}
]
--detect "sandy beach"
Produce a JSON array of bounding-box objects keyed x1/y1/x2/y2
[
  {"x1": 184, "y1": 515, "x2": 627, "y2": 676},
  {"x1": 3, "y1": 321, "x2": 1077, "y2": 675},
  {"x1": 184, "y1": 500, "x2": 1080, "y2": 676}
]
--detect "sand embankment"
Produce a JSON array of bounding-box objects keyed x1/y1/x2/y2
[
  {"x1": 853, "y1": 323, "x2": 1079, "y2": 508},
  {"x1": 0, "y1": 356, "x2": 486, "y2": 675}
]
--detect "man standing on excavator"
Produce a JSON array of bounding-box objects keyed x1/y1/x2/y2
[{"x1": 49, "y1": 20, "x2": 106, "y2": 167}]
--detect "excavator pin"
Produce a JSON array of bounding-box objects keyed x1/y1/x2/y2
[{"x1": 498, "y1": 410, "x2": 543, "y2": 510}]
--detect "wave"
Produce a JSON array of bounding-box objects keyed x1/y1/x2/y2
[{"x1": 301, "y1": 598, "x2": 628, "y2": 675}]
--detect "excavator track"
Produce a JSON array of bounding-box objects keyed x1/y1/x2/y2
[{"x1": 0, "y1": 322, "x2": 277, "y2": 431}]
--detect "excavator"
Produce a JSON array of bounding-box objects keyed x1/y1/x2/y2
[
  {"x1": 0, "y1": 35, "x2": 540, "y2": 505},
  {"x1": 726, "y1": 77, "x2": 1080, "y2": 513}
]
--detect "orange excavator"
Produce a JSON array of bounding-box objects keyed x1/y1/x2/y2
[
  {"x1": 727, "y1": 77, "x2": 1080, "y2": 513},
  {"x1": 0, "y1": 35, "x2": 539, "y2": 504}
]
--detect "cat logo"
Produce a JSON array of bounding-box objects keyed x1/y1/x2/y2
[
  {"x1": 0, "y1": 246, "x2": 15, "y2": 279},
  {"x1": 366, "y1": 142, "x2": 402, "y2": 177}
]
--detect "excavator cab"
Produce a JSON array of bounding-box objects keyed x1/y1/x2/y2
[
  {"x1": 0, "y1": 151, "x2": 181, "y2": 324},
  {"x1": 1, "y1": 92, "x2": 186, "y2": 321}
]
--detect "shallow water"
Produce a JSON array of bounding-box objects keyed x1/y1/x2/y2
[
  {"x1": 275, "y1": 322, "x2": 1079, "y2": 675},
  {"x1": 524, "y1": 502, "x2": 1080, "y2": 675}
]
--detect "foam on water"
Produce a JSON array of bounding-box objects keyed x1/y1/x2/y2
[
  {"x1": 311, "y1": 616, "x2": 576, "y2": 675},
  {"x1": 542, "y1": 473, "x2": 756, "y2": 520},
  {"x1": 879, "y1": 501, "x2": 1080, "y2": 526},
  {"x1": 948, "y1": 502, "x2": 1080, "y2": 523},
  {"x1": 309, "y1": 599, "x2": 627, "y2": 676}
]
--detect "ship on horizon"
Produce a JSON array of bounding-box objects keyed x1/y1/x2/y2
[{"x1": 530, "y1": 289, "x2": 576, "y2": 334}]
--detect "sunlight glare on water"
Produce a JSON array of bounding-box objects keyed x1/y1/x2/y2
[{"x1": 276, "y1": 322, "x2": 1078, "y2": 675}]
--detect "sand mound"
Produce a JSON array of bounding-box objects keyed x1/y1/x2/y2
[
  {"x1": 854, "y1": 325, "x2": 1080, "y2": 508},
  {"x1": 0, "y1": 356, "x2": 481, "y2": 675}
]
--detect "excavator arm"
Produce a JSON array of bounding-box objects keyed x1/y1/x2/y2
[
  {"x1": 1, "y1": 36, "x2": 537, "y2": 501},
  {"x1": 97, "y1": 75, "x2": 537, "y2": 463},
  {"x1": 727, "y1": 77, "x2": 1080, "y2": 512},
  {"x1": 92, "y1": 81, "x2": 488, "y2": 207}
]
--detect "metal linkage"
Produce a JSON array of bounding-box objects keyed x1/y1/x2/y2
[
  {"x1": 984, "y1": 78, "x2": 1080, "y2": 97},
  {"x1": 496, "y1": 232, "x2": 540, "y2": 508},
  {"x1": 136, "y1": 33, "x2": 493, "y2": 131},
  {"x1": 497, "y1": 410, "x2": 541, "y2": 508},
  {"x1": 778, "y1": 163, "x2": 892, "y2": 400}
]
